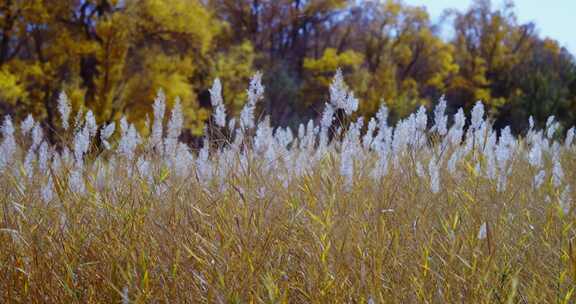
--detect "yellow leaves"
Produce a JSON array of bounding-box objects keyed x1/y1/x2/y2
[
  {"x1": 302, "y1": 0, "x2": 347, "y2": 17},
  {"x1": 393, "y1": 44, "x2": 413, "y2": 66},
  {"x1": 145, "y1": 53, "x2": 195, "y2": 94},
  {"x1": 490, "y1": 97, "x2": 507, "y2": 108},
  {"x1": 51, "y1": 30, "x2": 98, "y2": 60},
  {"x1": 83, "y1": 0, "x2": 228, "y2": 134},
  {"x1": 400, "y1": 78, "x2": 418, "y2": 95},
  {"x1": 304, "y1": 48, "x2": 364, "y2": 78},
  {"x1": 96, "y1": 15, "x2": 119, "y2": 38},
  {"x1": 21, "y1": 61, "x2": 44, "y2": 79},
  {"x1": 382, "y1": 0, "x2": 402, "y2": 16},
  {"x1": 302, "y1": 48, "x2": 364, "y2": 106},
  {"x1": 212, "y1": 41, "x2": 256, "y2": 112},
  {"x1": 17, "y1": 1, "x2": 50, "y2": 24},
  {"x1": 336, "y1": 0, "x2": 459, "y2": 120},
  {"x1": 448, "y1": 1, "x2": 548, "y2": 114},
  {"x1": 136, "y1": 0, "x2": 220, "y2": 54},
  {"x1": 474, "y1": 89, "x2": 492, "y2": 104},
  {"x1": 7, "y1": 58, "x2": 50, "y2": 95},
  {"x1": 0, "y1": 0, "x2": 231, "y2": 135},
  {"x1": 426, "y1": 74, "x2": 445, "y2": 90},
  {"x1": 67, "y1": 85, "x2": 90, "y2": 114},
  {"x1": 0, "y1": 68, "x2": 27, "y2": 105},
  {"x1": 148, "y1": 52, "x2": 195, "y2": 98},
  {"x1": 471, "y1": 60, "x2": 489, "y2": 86},
  {"x1": 542, "y1": 38, "x2": 561, "y2": 55},
  {"x1": 95, "y1": 13, "x2": 132, "y2": 52},
  {"x1": 185, "y1": 107, "x2": 210, "y2": 136}
]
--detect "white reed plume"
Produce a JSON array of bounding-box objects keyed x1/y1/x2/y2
[
  {"x1": 100, "y1": 122, "x2": 115, "y2": 150},
  {"x1": 329, "y1": 68, "x2": 358, "y2": 115},
  {"x1": 21, "y1": 114, "x2": 34, "y2": 136},
  {"x1": 210, "y1": 78, "x2": 227, "y2": 128},
  {"x1": 428, "y1": 155, "x2": 441, "y2": 194},
  {"x1": 151, "y1": 89, "x2": 166, "y2": 151},
  {"x1": 0, "y1": 116, "x2": 16, "y2": 172},
  {"x1": 164, "y1": 98, "x2": 183, "y2": 157},
  {"x1": 432, "y1": 96, "x2": 448, "y2": 136},
  {"x1": 85, "y1": 110, "x2": 98, "y2": 138},
  {"x1": 57, "y1": 91, "x2": 71, "y2": 130},
  {"x1": 240, "y1": 71, "x2": 264, "y2": 129}
]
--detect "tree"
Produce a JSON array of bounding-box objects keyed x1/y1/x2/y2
[
  {"x1": 313, "y1": 0, "x2": 458, "y2": 119},
  {"x1": 447, "y1": 0, "x2": 576, "y2": 130},
  {"x1": 506, "y1": 39, "x2": 576, "y2": 130},
  {"x1": 448, "y1": 0, "x2": 536, "y2": 113},
  {"x1": 1, "y1": 0, "x2": 574, "y2": 137},
  {"x1": 0, "y1": 0, "x2": 255, "y2": 138},
  {"x1": 302, "y1": 48, "x2": 363, "y2": 109}
]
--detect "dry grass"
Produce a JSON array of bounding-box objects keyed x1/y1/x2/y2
[{"x1": 1, "y1": 146, "x2": 575, "y2": 303}]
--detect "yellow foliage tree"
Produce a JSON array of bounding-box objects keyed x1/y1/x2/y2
[
  {"x1": 302, "y1": 48, "x2": 364, "y2": 109},
  {"x1": 0, "y1": 0, "x2": 255, "y2": 138},
  {"x1": 211, "y1": 41, "x2": 256, "y2": 115},
  {"x1": 303, "y1": 0, "x2": 459, "y2": 119},
  {"x1": 449, "y1": 0, "x2": 535, "y2": 112}
]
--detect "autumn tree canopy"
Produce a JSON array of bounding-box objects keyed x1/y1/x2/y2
[
  {"x1": 0, "y1": 0, "x2": 574, "y2": 140},
  {"x1": 0, "y1": 0, "x2": 256, "y2": 137}
]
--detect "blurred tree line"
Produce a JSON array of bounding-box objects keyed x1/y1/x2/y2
[{"x1": 0, "y1": 0, "x2": 574, "y2": 139}]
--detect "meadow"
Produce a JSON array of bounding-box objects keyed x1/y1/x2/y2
[{"x1": 1, "y1": 71, "x2": 575, "y2": 303}]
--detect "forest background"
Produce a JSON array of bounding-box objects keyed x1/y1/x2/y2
[{"x1": 0, "y1": 0, "x2": 574, "y2": 143}]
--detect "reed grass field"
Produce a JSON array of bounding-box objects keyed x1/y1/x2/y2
[{"x1": 1, "y1": 72, "x2": 575, "y2": 303}]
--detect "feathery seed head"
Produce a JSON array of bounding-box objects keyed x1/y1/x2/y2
[{"x1": 57, "y1": 91, "x2": 71, "y2": 130}]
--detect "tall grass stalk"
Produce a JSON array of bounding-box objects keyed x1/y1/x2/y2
[{"x1": 0, "y1": 73, "x2": 575, "y2": 303}]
